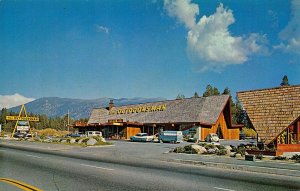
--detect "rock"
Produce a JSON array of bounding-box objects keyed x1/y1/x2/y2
[
  {"x1": 192, "y1": 145, "x2": 207, "y2": 154},
  {"x1": 87, "y1": 138, "x2": 97, "y2": 146},
  {"x1": 78, "y1": 139, "x2": 83, "y2": 144},
  {"x1": 207, "y1": 148, "x2": 216, "y2": 154},
  {"x1": 230, "y1": 152, "x2": 236, "y2": 157},
  {"x1": 225, "y1": 146, "x2": 232, "y2": 155},
  {"x1": 61, "y1": 140, "x2": 67, "y2": 143},
  {"x1": 235, "y1": 153, "x2": 242, "y2": 158},
  {"x1": 70, "y1": 138, "x2": 76, "y2": 144},
  {"x1": 100, "y1": 137, "x2": 106, "y2": 143}
]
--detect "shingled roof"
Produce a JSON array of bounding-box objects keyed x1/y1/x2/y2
[
  {"x1": 237, "y1": 85, "x2": 300, "y2": 144},
  {"x1": 88, "y1": 95, "x2": 230, "y2": 126}
]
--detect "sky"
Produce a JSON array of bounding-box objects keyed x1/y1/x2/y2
[{"x1": 0, "y1": 0, "x2": 300, "y2": 108}]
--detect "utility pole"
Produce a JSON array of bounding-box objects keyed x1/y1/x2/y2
[{"x1": 67, "y1": 110, "x2": 70, "y2": 133}]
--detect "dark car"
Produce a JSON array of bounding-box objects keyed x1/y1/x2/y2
[
  {"x1": 65, "y1": 133, "x2": 82, "y2": 138},
  {"x1": 13, "y1": 132, "x2": 26, "y2": 138}
]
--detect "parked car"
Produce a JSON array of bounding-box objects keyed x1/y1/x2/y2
[
  {"x1": 86, "y1": 131, "x2": 102, "y2": 137},
  {"x1": 205, "y1": 133, "x2": 220, "y2": 142},
  {"x1": 130, "y1": 133, "x2": 153, "y2": 142},
  {"x1": 13, "y1": 132, "x2": 26, "y2": 138},
  {"x1": 65, "y1": 133, "x2": 83, "y2": 138},
  {"x1": 159, "y1": 131, "x2": 183, "y2": 143}
]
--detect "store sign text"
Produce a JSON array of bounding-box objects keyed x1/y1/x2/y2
[{"x1": 109, "y1": 104, "x2": 166, "y2": 115}]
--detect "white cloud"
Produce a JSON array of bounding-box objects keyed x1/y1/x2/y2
[
  {"x1": 95, "y1": 24, "x2": 110, "y2": 34},
  {"x1": 164, "y1": 0, "x2": 199, "y2": 29},
  {"x1": 0, "y1": 93, "x2": 35, "y2": 109},
  {"x1": 164, "y1": 1, "x2": 268, "y2": 72},
  {"x1": 276, "y1": 0, "x2": 300, "y2": 54}
]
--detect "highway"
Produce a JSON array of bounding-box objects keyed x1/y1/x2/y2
[{"x1": 0, "y1": 147, "x2": 299, "y2": 191}]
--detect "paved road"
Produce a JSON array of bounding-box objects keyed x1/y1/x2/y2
[{"x1": 1, "y1": 147, "x2": 299, "y2": 191}]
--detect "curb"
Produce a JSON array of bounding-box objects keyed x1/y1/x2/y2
[{"x1": 167, "y1": 159, "x2": 300, "y2": 177}]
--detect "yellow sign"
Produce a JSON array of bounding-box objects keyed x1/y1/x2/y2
[
  {"x1": 109, "y1": 104, "x2": 166, "y2": 115},
  {"x1": 6, "y1": 116, "x2": 39, "y2": 122}
]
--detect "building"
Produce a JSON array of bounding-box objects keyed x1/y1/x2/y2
[
  {"x1": 237, "y1": 85, "x2": 300, "y2": 154},
  {"x1": 77, "y1": 95, "x2": 240, "y2": 141}
]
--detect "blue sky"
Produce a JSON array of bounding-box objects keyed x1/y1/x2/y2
[{"x1": 1, "y1": 0, "x2": 299, "y2": 107}]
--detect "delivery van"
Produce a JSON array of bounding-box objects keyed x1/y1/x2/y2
[{"x1": 159, "y1": 131, "x2": 183, "y2": 143}]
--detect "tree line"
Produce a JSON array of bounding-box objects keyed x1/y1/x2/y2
[{"x1": 0, "y1": 108, "x2": 88, "y2": 132}]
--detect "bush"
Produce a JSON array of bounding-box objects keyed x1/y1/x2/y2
[
  {"x1": 216, "y1": 149, "x2": 227, "y2": 155},
  {"x1": 236, "y1": 146, "x2": 246, "y2": 156},
  {"x1": 256, "y1": 154, "x2": 264, "y2": 160},
  {"x1": 216, "y1": 145, "x2": 225, "y2": 150},
  {"x1": 204, "y1": 144, "x2": 215, "y2": 150},
  {"x1": 291, "y1": 154, "x2": 300, "y2": 162},
  {"x1": 242, "y1": 128, "x2": 257, "y2": 138},
  {"x1": 184, "y1": 145, "x2": 197, "y2": 154},
  {"x1": 173, "y1": 147, "x2": 185, "y2": 153},
  {"x1": 272, "y1": 156, "x2": 287, "y2": 160}
]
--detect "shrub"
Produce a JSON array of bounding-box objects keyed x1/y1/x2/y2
[
  {"x1": 256, "y1": 154, "x2": 264, "y2": 160},
  {"x1": 204, "y1": 144, "x2": 215, "y2": 150},
  {"x1": 242, "y1": 127, "x2": 257, "y2": 138},
  {"x1": 184, "y1": 145, "x2": 197, "y2": 154},
  {"x1": 173, "y1": 147, "x2": 185, "y2": 153},
  {"x1": 216, "y1": 149, "x2": 227, "y2": 155},
  {"x1": 216, "y1": 145, "x2": 225, "y2": 150},
  {"x1": 272, "y1": 156, "x2": 287, "y2": 160},
  {"x1": 291, "y1": 154, "x2": 300, "y2": 162},
  {"x1": 236, "y1": 146, "x2": 246, "y2": 156}
]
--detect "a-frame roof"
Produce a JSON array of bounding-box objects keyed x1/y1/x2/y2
[
  {"x1": 237, "y1": 85, "x2": 300, "y2": 144},
  {"x1": 88, "y1": 95, "x2": 230, "y2": 126}
]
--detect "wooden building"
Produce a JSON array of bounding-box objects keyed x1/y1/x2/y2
[
  {"x1": 237, "y1": 85, "x2": 300, "y2": 154},
  {"x1": 77, "y1": 95, "x2": 240, "y2": 140}
]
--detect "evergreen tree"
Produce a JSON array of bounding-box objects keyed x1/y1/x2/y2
[
  {"x1": 193, "y1": 92, "x2": 199, "y2": 98},
  {"x1": 176, "y1": 94, "x2": 185, "y2": 100},
  {"x1": 222, "y1": 87, "x2": 231, "y2": 95},
  {"x1": 280, "y1": 75, "x2": 290, "y2": 86},
  {"x1": 203, "y1": 85, "x2": 213, "y2": 97}
]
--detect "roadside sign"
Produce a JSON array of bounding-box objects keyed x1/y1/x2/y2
[
  {"x1": 17, "y1": 126, "x2": 29, "y2": 131},
  {"x1": 6, "y1": 116, "x2": 39, "y2": 122}
]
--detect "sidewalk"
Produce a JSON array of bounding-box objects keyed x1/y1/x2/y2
[{"x1": 1, "y1": 139, "x2": 299, "y2": 178}]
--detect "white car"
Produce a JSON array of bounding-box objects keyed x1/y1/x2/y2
[{"x1": 130, "y1": 133, "x2": 153, "y2": 142}]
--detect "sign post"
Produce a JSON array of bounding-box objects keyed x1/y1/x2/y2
[{"x1": 6, "y1": 104, "x2": 39, "y2": 138}]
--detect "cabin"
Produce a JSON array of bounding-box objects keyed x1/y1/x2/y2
[
  {"x1": 76, "y1": 95, "x2": 240, "y2": 141},
  {"x1": 237, "y1": 85, "x2": 300, "y2": 155}
]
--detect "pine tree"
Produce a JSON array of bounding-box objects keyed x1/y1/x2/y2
[
  {"x1": 176, "y1": 94, "x2": 185, "y2": 100},
  {"x1": 280, "y1": 75, "x2": 290, "y2": 86},
  {"x1": 193, "y1": 92, "x2": 199, "y2": 98}
]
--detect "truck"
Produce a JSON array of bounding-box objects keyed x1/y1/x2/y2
[{"x1": 159, "y1": 131, "x2": 183, "y2": 143}]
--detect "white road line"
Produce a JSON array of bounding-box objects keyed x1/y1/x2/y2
[
  {"x1": 213, "y1": 187, "x2": 235, "y2": 191},
  {"x1": 25, "y1": 154, "x2": 42, "y2": 159},
  {"x1": 80, "y1": 164, "x2": 115, "y2": 171}
]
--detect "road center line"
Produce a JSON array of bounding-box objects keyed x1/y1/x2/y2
[
  {"x1": 25, "y1": 154, "x2": 42, "y2": 159},
  {"x1": 80, "y1": 164, "x2": 115, "y2": 171},
  {"x1": 213, "y1": 187, "x2": 235, "y2": 191}
]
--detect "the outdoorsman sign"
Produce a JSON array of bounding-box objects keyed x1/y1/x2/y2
[
  {"x1": 6, "y1": 116, "x2": 39, "y2": 122},
  {"x1": 109, "y1": 104, "x2": 166, "y2": 115}
]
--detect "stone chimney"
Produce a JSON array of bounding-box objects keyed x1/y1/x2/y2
[{"x1": 108, "y1": 99, "x2": 114, "y2": 110}]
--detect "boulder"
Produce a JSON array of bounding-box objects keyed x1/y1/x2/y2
[
  {"x1": 235, "y1": 153, "x2": 242, "y2": 158},
  {"x1": 61, "y1": 140, "x2": 67, "y2": 143},
  {"x1": 224, "y1": 146, "x2": 232, "y2": 155},
  {"x1": 78, "y1": 139, "x2": 83, "y2": 144},
  {"x1": 207, "y1": 148, "x2": 216, "y2": 154},
  {"x1": 100, "y1": 137, "x2": 106, "y2": 143},
  {"x1": 87, "y1": 138, "x2": 97, "y2": 146},
  {"x1": 70, "y1": 138, "x2": 76, "y2": 144},
  {"x1": 192, "y1": 145, "x2": 207, "y2": 154}
]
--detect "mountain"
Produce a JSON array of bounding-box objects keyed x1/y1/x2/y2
[{"x1": 9, "y1": 97, "x2": 166, "y2": 119}]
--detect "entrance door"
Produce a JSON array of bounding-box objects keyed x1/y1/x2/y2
[{"x1": 216, "y1": 124, "x2": 223, "y2": 139}]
